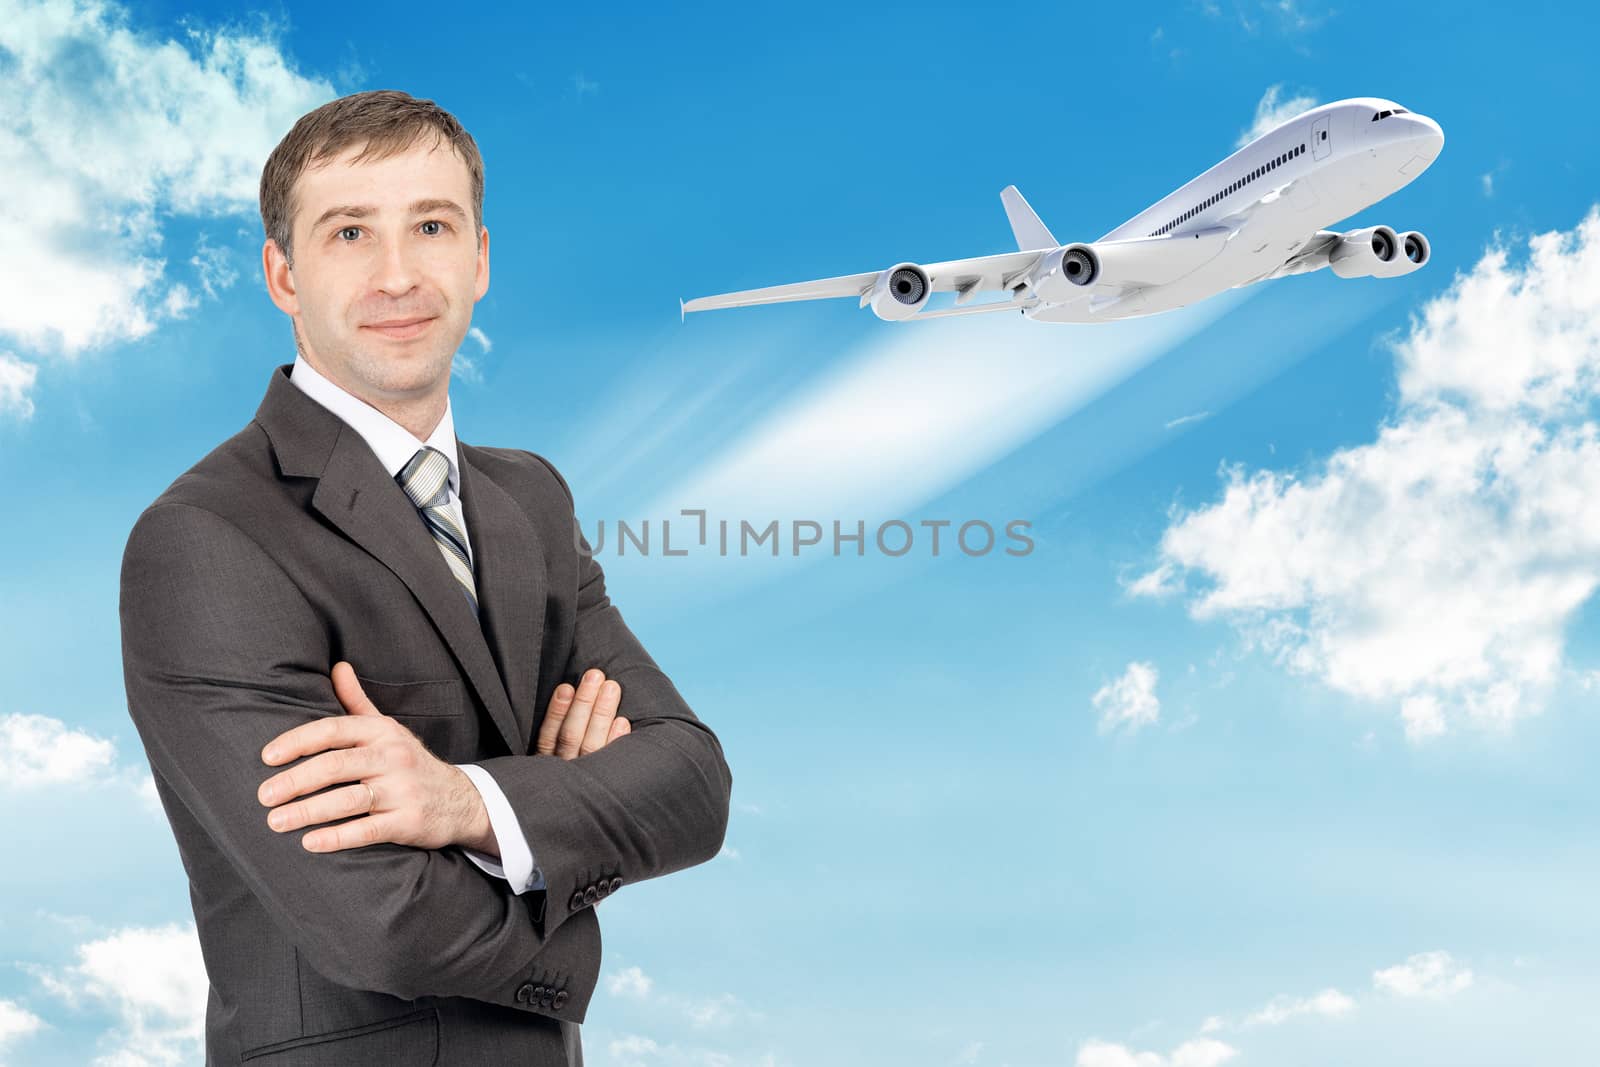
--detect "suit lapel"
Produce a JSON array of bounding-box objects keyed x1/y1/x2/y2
[
  {"x1": 458, "y1": 443, "x2": 546, "y2": 756},
  {"x1": 254, "y1": 363, "x2": 541, "y2": 756}
]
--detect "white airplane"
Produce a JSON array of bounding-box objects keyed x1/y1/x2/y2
[{"x1": 681, "y1": 97, "x2": 1443, "y2": 324}]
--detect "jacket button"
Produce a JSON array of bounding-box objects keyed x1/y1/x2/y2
[
  {"x1": 582, "y1": 885, "x2": 599, "y2": 904},
  {"x1": 552, "y1": 989, "x2": 569, "y2": 1010},
  {"x1": 569, "y1": 889, "x2": 585, "y2": 911},
  {"x1": 608, "y1": 876, "x2": 622, "y2": 893},
  {"x1": 515, "y1": 982, "x2": 535, "y2": 1003}
]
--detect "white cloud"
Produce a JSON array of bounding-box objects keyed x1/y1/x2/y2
[
  {"x1": 1242, "y1": 987, "x2": 1356, "y2": 1026},
  {"x1": 1480, "y1": 161, "x2": 1509, "y2": 200},
  {"x1": 1237, "y1": 85, "x2": 1319, "y2": 148},
  {"x1": 1077, "y1": 1037, "x2": 1237, "y2": 1067},
  {"x1": 0, "y1": 712, "x2": 118, "y2": 787},
  {"x1": 0, "y1": 352, "x2": 40, "y2": 419},
  {"x1": 1373, "y1": 951, "x2": 1474, "y2": 999},
  {"x1": 1166, "y1": 410, "x2": 1212, "y2": 430},
  {"x1": 599, "y1": 962, "x2": 756, "y2": 1033},
  {"x1": 607, "y1": 1034, "x2": 660, "y2": 1058},
  {"x1": 453, "y1": 327, "x2": 493, "y2": 383},
  {"x1": 0, "y1": 998, "x2": 47, "y2": 1060},
  {"x1": 606, "y1": 964, "x2": 654, "y2": 999},
  {"x1": 1204, "y1": 1, "x2": 1333, "y2": 36},
  {"x1": 684, "y1": 991, "x2": 740, "y2": 1029},
  {"x1": 0, "y1": 0, "x2": 331, "y2": 370},
  {"x1": 33, "y1": 922, "x2": 207, "y2": 1066},
  {"x1": 603, "y1": 1034, "x2": 780, "y2": 1067},
  {"x1": 189, "y1": 233, "x2": 239, "y2": 300},
  {"x1": 1399, "y1": 693, "x2": 1447, "y2": 743},
  {"x1": 1093, "y1": 661, "x2": 1161, "y2": 735},
  {"x1": 1132, "y1": 206, "x2": 1600, "y2": 740}
]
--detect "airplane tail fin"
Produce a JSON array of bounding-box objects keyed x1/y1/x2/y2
[{"x1": 1000, "y1": 185, "x2": 1059, "y2": 250}]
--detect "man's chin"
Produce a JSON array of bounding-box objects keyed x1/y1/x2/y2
[{"x1": 344, "y1": 344, "x2": 455, "y2": 396}]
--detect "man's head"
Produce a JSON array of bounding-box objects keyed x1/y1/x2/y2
[{"x1": 259, "y1": 89, "x2": 488, "y2": 436}]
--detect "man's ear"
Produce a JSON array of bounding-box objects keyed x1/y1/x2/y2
[
  {"x1": 262, "y1": 237, "x2": 300, "y2": 317},
  {"x1": 474, "y1": 224, "x2": 490, "y2": 302}
]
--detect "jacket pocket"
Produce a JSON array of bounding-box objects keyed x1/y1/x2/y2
[
  {"x1": 240, "y1": 1006, "x2": 438, "y2": 1064},
  {"x1": 354, "y1": 675, "x2": 470, "y2": 718}
]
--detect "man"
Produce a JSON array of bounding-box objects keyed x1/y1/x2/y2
[{"x1": 119, "y1": 89, "x2": 732, "y2": 1066}]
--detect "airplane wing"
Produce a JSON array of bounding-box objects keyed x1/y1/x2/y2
[
  {"x1": 680, "y1": 173, "x2": 1242, "y2": 323},
  {"x1": 1252, "y1": 229, "x2": 1343, "y2": 282},
  {"x1": 680, "y1": 248, "x2": 1047, "y2": 316}
]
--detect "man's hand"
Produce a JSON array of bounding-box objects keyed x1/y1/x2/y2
[
  {"x1": 538, "y1": 667, "x2": 630, "y2": 758},
  {"x1": 258, "y1": 662, "x2": 486, "y2": 852},
  {"x1": 259, "y1": 662, "x2": 631, "y2": 853}
]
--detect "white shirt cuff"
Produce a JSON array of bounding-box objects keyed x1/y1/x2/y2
[{"x1": 455, "y1": 763, "x2": 545, "y2": 893}]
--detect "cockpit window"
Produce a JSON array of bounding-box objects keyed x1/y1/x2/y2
[{"x1": 1371, "y1": 107, "x2": 1408, "y2": 121}]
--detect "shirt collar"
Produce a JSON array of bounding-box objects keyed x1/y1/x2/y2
[{"x1": 288, "y1": 352, "x2": 461, "y2": 496}]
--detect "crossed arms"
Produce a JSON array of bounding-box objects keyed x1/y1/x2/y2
[{"x1": 119, "y1": 482, "x2": 731, "y2": 1018}]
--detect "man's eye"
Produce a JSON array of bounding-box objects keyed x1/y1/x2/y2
[
  {"x1": 336, "y1": 226, "x2": 361, "y2": 241},
  {"x1": 420, "y1": 220, "x2": 448, "y2": 236}
]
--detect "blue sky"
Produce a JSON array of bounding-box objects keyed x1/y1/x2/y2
[{"x1": 2, "y1": 0, "x2": 1599, "y2": 1063}]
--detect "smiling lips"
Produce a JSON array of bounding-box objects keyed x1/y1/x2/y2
[{"x1": 363, "y1": 316, "x2": 436, "y2": 340}]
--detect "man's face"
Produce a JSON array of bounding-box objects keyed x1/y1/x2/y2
[{"x1": 263, "y1": 137, "x2": 488, "y2": 422}]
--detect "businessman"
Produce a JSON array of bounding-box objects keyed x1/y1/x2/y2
[{"x1": 119, "y1": 89, "x2": 732, "y2": 1065}]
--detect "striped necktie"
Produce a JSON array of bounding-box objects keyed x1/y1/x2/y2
[{"x1": 397, "y1": 446, "x2": 479, "y2": 617}]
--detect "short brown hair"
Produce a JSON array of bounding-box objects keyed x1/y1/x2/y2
[{"x1": 259, "y1": 89, "x2": 484, "y2": 268}]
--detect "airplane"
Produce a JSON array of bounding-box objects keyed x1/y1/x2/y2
[{"x1": 680, "y1": 97, "x2": 1443, "y2": 324}]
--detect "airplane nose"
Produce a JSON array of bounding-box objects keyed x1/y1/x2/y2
[{"x1": 1401, "y1": 113, "x2": 1444, "y2": 157}]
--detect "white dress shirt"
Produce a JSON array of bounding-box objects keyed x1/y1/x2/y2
[{"x1": 289, "y1": 352, "x2": 544, "y2": 894}]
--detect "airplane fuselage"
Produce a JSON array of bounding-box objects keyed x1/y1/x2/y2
[{"x1": 1027, "y1": 97, "x2": 1444, "y2": 322}]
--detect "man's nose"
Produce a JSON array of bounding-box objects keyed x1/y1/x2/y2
[{"x1": 373, "y1": 234, "x2": 421, "y2": 295}]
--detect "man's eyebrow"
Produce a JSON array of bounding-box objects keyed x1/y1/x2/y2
[{"x1": 311, "y1": 198, "x2": 471, "y2": 233}]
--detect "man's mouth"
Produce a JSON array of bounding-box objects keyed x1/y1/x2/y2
[{"x1": 363, "y1": 317, "x2": 436, "y2": 340}]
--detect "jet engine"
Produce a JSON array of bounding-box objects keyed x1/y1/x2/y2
[
  {"x1": 1328, "y1": 225, "x2": 1402, "y2": 279},
  {"x1": 1399, "y1": 230, "x2": 1430, "y2": 268},
  {"x1": 1027, "y1": 245, "x2": 1100, "y2": 302},
  {"x1": 868, "y1": 262, "x2": 933, "y2": 320},
  {"x1": 1369, "y1": 228, "x2": 1431, "y2": 277}
]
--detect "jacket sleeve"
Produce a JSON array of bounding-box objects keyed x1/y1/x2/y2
[
  {"x1": 119, "y1": 501, "x2": 598, "y2": 1020},
  {"x1": 466, "y1": 454, "x2": 734, "y2": 944}
]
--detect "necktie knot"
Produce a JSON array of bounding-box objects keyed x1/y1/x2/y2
[{"x1": 398, "y1": 446, "x2": 452, "y2": 509}]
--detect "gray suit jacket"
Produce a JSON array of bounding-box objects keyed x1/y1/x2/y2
[{"x1": 119, "y1": 362, "x2": 732, "y2": 1065}]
